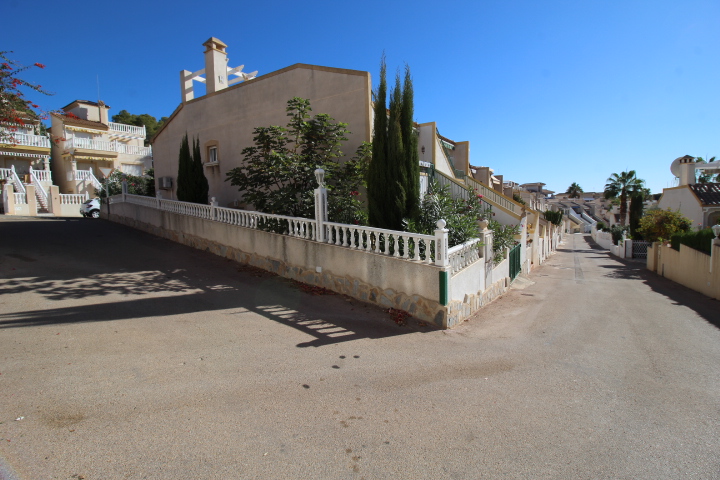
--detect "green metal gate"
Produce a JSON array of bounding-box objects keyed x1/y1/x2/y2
[{"x1": 509, "y1": 243, "x2": 521, "y2": 280}]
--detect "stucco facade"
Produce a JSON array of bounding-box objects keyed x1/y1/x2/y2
[{"x1": 152, "y1": 41, "x2": 372, "y2": 208}]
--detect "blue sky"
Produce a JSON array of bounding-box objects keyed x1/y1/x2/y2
[{"x1": 3, "y1": 0, "x2": 718, "y2": 194}]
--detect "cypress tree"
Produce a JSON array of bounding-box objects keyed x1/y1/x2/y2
[
  {"x1": 401, "y1": 65, "x2": 419, "y2": 221},
  {"x1": 192, "y1": 137, "x2": 209, "y2": 203},
  {"x1": 386, "y1": 72, "x2": 406, "y2": 230},
  {"x1": 367, "y1": 55, "x2": 388, "y2": 228},
  {"x1": 176, "y1": 133, "x2": 191, "y2": 201}
]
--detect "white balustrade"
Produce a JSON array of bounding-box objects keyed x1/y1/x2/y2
[
  {"x1": 33, "y1": 169, "x2": 51, "y2": 182},
  {"x1": 323, "y1": 222, "x2": 436, "y2": 264},
  {"x1": 67, "y1": 137, "x2": 152, "y2": 157},
  {"x1": 8, "y1": 166, "x2": 25, "y2": 194},
  {"x1": 448, "y1": 238, "x2": 483, "y2": 275},
  {"x1": 108, "y1": 122, "x2": 146, "y2": 137},
  {"x1": 0, "y1": 168, "x2": 11, "y2": 180},
  {"x1": 466, "y1": 176, "x2": 520, "y2": 215},
  {"x1": 70, "y1": 169, "x2": 103, "y2": 190},
  {"x1": 29, "y1": 167, "x2": 48, "y2": 207},
  {"x1": 14, "y1": 193, "x2": 27, "y2": 204},
  {"x1": 2, "y1": 132, "x2": 50, "y2": 148},
  {"x1": 60, "y1": 194, "x2": 88, "y2": 205}
]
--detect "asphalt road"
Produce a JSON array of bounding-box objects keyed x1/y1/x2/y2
[{"x1": 1, "y1": 216, "x2": 719, "y2": 479}]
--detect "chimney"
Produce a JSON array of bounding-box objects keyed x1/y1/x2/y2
[
  {"x1": 98, "y1": 100, "x2": 109, "y2": 124},
  {"x1": 203, "y1": 37, "x2": 228, "y2": 95},
  {"x1": 678, "y1": 156, "x2": 696, "y2": 186}
]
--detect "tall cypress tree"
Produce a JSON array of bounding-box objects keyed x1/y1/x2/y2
[
  {"x1": 386, "y1": 72, "x2": 406, "y2": 230},
  {"x1": 176, "y1": 133, "x2": 191, "y2": 201},
  {"x1": 401, "y1": 65, "x2": 419, "y2": 221},
  {"x1": 367, "y1": 55, "x2": 388, "y2": 228},
  {"x1": 192, "y1": 137, "x2": 209, "y2": 203}
]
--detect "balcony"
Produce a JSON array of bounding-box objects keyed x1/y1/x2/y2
[
  {"x1": 1, "y1": 132, "x2": 51, "y2": 149},
  {"x1": 67, "y1": 137, "x2": 152, "y2": 157},
  {"x1": 108, "y1": 122, "x2": 146, "y2": 137}
]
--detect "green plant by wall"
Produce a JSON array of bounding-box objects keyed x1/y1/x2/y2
[
  {"x1": 512, "y1": 193, "x2": 526, "y2": 205},
  {"x1": 596, "y1": 221, "x2": 607, "y2": 231},
  {"x1": 637, "y1": 208, "x2": 692, "y2": 242},
  {"x1": 543, "y1": 210, "x2": 563, "y2": 226},
  {"x1": 670, "y1": 228, "x2": 715, "y2": 254},
  {"x1": 97, "y1": 170, "x2": 151, "y2": 198},
  {"x1": 608, "y1": 225, "x2": 627, "y2": 245},
  {"x1": 488, "y1": 220, "x2": 520, "y2": 263}
]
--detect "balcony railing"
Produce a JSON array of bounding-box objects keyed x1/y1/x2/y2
[
  {"x1": 67, "y1": 137, "x2": 152, "y2": 157},
  {"x1": 1, "y1": 132, "x2": 51, "y2": 148},
  {"x1": 108, "y1": 122, "x2": 146, "y2": 137}
]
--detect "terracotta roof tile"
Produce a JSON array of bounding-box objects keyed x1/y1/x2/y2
[{"x1": 689, "y1": 183, "x2": 720, "y2": 206}]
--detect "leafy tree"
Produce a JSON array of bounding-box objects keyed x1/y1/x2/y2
[
  {"x1": 603, "y1": 170, "x2": 645, "y2": 226},
  {"x1": 0, "y1": 51, "x2": 52, "y2": 142},
  {"x1": 111, "y1": 110, "x2": 168, "y2": 145},
  {"x1": 367, "y1": 56, "x2": 419, "y2": 230},
  {"x1": 192, "y1": 137, "x2": 209, "y2": 203},
  {"x1": 565, "y1": 182, "x2": 583, "y2": 198},
  {"x1": 637, "y1": 208, "x2": 692, "y2": 242},
  {"x1": 226, "y1": 97, "x2": 369, "y2": 222},
  {"x1": 628, "y1": 188, "x2": 650, "y2": 239},
  {"x1": 543, "y1": 210, "x2": 564, "y2": 226},
  {"x1": 406, "y1": 181, "x2": 492, "y2": 248}
]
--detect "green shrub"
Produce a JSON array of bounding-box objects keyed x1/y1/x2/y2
[
  {"x1": 609, "y1": 225, "x2": 627, "y2": 245},
  {"x1": 596, "y1": 221, "x2": 607, "y2": 231},
  {"x1": 670, "y1": 228, "x2": 715, "y2": 254}
]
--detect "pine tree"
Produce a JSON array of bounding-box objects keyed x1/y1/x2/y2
[
  {"x1": 367, "y1": 55, "x2": 389, "y2": 228},
  {"x1": 176, "y1": 133, "x2": 192, "y2": 201},
  {"x1": 193, "y1": 137, "x2": 209, "y2": 203},
  {"x1": 401, "y1": 65, "x2": 419, "y2": 221}
]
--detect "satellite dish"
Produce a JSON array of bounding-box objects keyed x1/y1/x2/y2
[{"x1": 670, "y1": 157, "x2": 682, "y2": 177}]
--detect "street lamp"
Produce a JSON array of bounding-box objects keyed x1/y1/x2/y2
[{"x1": 712, "y1": 224, "x2": 720, "y2": 238}]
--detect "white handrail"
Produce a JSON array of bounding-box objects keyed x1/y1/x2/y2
[
  {"x1": 448, "y1": 238, "x2": 483, "y2": 275},
  {"x1": 60, "y1": 194, "x2": 88, "y2": 205},
  {"x1": 0, "y1": 168, "x2": 11, "y2": 180},
  {"x1": 108, "y1": 122, "x2": 146, "y2": 137},
  {"x1": 8, "y1": 166, "x2": 25, "y2": 194},
  {"x1": 2, "y1": 132, "x2": 50, "y2": 148},
  {"x1": 29, "y1": 167, "x2": 48, "y2": 206}
]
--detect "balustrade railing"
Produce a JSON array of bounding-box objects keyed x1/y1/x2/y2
[
  {"x1": 67, "y1": 137, "x2": 152, "y2": 157},
  {"x1": 108, "y1": 122, "x2": 146, "y2": 137},
  {"x1": 60, "y1": 193, "x2": 88, "y2": 205},
  {"x1": 0, "y1": 168, "x2": 11, "y2": 180},
  {"x1": 8, "y1": 166, "x2": 25, "y2": 194},
  {"x1": 70, "y1": 169, "x2": 103, "y2": 190},
  {"x1": 448, "y1": 238, "x2": 483, "y2": 275},
  {"x1": 32, "y1": 169, "x2": 51, "y2": 182},
  {"x1": 323, "y1": 222, "x2": 436, "y2": 264},
  {"x1": 2, "y1": 132, "x2": 50, "y2": 148},
  {"x1": 14, "y1": 193, "x2": 27, "y2": 204},
  {"x1": 465, "y1": 176, "x2": 520, "y2": 215},
  {"x1": 29, "y1": 167, "x2": 48, "y2": 207}
]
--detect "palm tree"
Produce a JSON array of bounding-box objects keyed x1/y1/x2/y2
[
  {"x1": 565, "y1": 182, "x2": 583, "y2": 198},
  {"x1": 604, "y1": 170, "x2": 645, "y2": 226}
]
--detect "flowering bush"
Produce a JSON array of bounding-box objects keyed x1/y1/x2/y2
[
  {"x1": 1, "y1": 51, "x2": 52, "y2": 143},
  {"x1": 97, "y1": 169, "x2": 154, "y2": 198}
]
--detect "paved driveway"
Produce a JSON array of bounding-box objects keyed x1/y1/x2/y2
[{"x1": 1, "y1": 217, "x2": 719, "y2": 479}]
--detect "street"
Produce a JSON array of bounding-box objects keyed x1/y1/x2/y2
[{"x1": 1, "y1": 216, "x2": 719, "y2": 479}]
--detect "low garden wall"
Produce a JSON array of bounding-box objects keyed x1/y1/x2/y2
[
  {"x1": 647, "y1": 242, "x2": 720, "y2": 300},
  {"x1": 106, "y1": 198, "x2": 513, "y2": 328}
]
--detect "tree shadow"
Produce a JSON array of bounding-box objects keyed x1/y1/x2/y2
[
  {"x1": 0, "y1": 217, "x2": 431, "y2": 346},
  {"x1": 579, "y1": 236, "x2": 720, "y2": 330}
]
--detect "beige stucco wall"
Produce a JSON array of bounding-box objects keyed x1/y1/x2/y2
[
  {"x1": 657, "y1": 186, "x2": 703, "y2": 228},
  {"x1": 152, "y1": 64, "x2": 372, "y2": 208},
  {"x1": 649, "y1": 242, "x2": 720, "y2": 300}
]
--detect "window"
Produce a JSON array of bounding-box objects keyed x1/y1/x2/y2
[{"x1": 208, "y1": 146, "x2": 218, "y2": 164}]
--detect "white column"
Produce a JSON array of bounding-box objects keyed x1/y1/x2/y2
[{"x1": 434, "y1": 219, "x2": 449, "y2": 267}]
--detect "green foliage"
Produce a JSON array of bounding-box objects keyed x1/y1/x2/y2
[
  {"x1": 603, "y1": 170, "x2": 645, "y2": 226},
  {"x1": 695, "y1": 157, "x2": 719, "y2": 183},
  {"x1": 226, "y1": 97, "x2": 368, "y2": 222},
  {"x1": 97, "y1": 170, "x2": 151, "y2": 197},
  {"x1": 175, "y1": 133, "x2": 208, "y2": 204},
  {"x1": 565, "y1": 182, "x2": 583, "y2": 198},
  {"x1": 367, "y1": 56, "x2": 419, "y2": 229},
  {"x1": 543, "y1": 210, "x2": 564, "y2": 226},
  {"x1": 111, "y1": 110, "x2": 168, "y2": 145},
  {"x1": 488, "y1": 220, "x2": 520, "y2": 263},
  {"x1": 670, "y1": 228, "x2": 715, "y2": 254},
  {"x1": 608, "y1": 225, "x2": 627, "y2": 245},
  {"x1": 406, "y1": 181, "x2": 491, "y2": 248},
  {"x1": 637, "y1": 208, "x2": 692, "y2": 242},
  {"x1": 596, "y1": 221, "x2": 607, "y2": 231},
  {"x1": 0, "y1": 51, "x2": 52, "y2": 142},
  {"x1": 512, "y1": 193, "x2": 527, "y2": 205},
  {"x1": 628, "y1": 191, "x2": 644, "y2": 239}
]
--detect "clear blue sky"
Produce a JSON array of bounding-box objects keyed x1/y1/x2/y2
[{"x1": 4, "y1": 0, "x2": 718, "y2": 194}]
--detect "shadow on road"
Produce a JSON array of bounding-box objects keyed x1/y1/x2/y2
[
  {"x1": 583, "y1": 235, "x2": 720, "y2": 330},
  {"x1": 0, "y1": 217, "x2": 429, "y2": 346}
]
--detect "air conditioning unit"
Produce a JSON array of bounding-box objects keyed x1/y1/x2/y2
[{"x1": 160, "y1": 176, "x2": 173, "y2": 189}]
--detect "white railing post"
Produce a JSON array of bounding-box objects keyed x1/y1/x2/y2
[
  {"x1": 314, "y1": 168, "x2": 328, "y2": 242},
  {"x1": 156, "y1": 191, "x2": 162, "y2": 209},
  {"x1": 434, "y1": 219, "x2": 449, "y2": 267},
  {"x1": 210, "y1": 197, "x2": 218, "y2": 221}
]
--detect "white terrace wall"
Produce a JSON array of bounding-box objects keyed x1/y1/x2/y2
[
  {"x1": 106, "y1": 199, "x2": 512, "y2": 328},
  {"x1": 647, "y1": 242, "x2": 720, "y2": 300}
]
